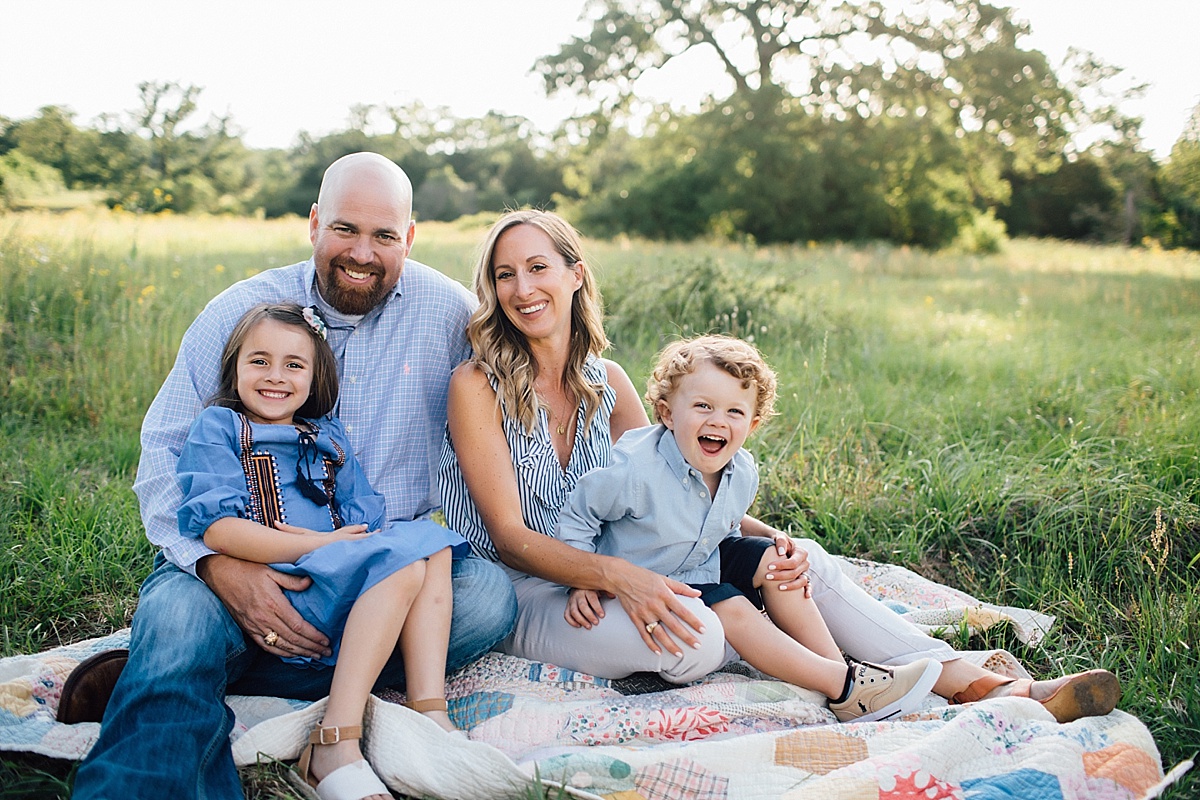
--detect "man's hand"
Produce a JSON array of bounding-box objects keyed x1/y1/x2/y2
[{"x1": 196, "y1": 554, "x2": 331, "y2": 659}]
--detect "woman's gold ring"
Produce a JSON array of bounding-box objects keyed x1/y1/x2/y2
[
  {"x1": 264, "y1": 630, "x2": 280, "y2": 647},
  {"x1": 645, "y1": 621, "x2": 659, "y2": 635}
]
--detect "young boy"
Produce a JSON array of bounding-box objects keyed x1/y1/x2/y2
[{"x1": 556, "y1": 334, "x2": 941, "y2": 722}]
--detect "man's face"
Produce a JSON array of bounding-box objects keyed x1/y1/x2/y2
[{"x1": 309, "y1": 176, "x2": 415, "y2": 315}]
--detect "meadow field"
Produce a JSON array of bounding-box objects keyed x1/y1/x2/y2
[{"x1": 1, "y1": 211, "x2": 1197, "y2": 798}]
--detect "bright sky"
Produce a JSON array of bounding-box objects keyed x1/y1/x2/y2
[{"x1": 2, "y1": 1, "x2": 1197, "y2": 159}]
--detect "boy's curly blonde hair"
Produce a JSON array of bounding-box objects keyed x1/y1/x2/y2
[{"x1": 645, "y1": 334, "x2": 778, "y2": 423}]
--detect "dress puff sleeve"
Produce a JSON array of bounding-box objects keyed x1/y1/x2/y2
[
  {"x1": 319, "y1": 416, "x2": 387, "y2": 530},
  {"x1": 176, "y1": 407, "x2": 250, "y2": 539}
]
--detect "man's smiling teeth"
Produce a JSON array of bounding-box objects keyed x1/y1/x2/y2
[
  {"x1": 519, "y1": 302, "x2": 547, "y2": 315},
  {"x1": 344, "y1": 267, "x2": 373, "y2": 280}
]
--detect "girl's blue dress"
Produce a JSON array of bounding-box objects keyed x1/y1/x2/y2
[{"x1": 177, "y1": 405, "x2": 466, "y2": 668}]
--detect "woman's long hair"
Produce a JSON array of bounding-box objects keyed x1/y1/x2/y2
[{"x1": 467, "y1": 210, "x2": 608, "y2": 433}]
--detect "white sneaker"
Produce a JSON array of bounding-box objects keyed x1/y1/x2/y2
[{"x1": 828, "y1": 659, "x2": 942, "y2": 722}]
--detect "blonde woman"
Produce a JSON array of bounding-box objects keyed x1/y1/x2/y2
[{"x1": 439, "y1": 209, "x2": 1119, "y2": 721}]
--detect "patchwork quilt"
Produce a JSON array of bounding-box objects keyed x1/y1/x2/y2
[{"x1": 2, "y1": 557, "x2": 1187, "y2": 799}]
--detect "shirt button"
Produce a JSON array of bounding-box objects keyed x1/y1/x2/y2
[
  {"x1": 345, "y1": 425, "x2": 353, "y2": 433},
  {"x1": 700, "y1": 491, "x2": 707, "y2": 498},
  {"x1": 348, "y1": 376, "x2": 357, "y2": 384},
  {"x1": 681, "y1": 479, "x2": 688, "y2": 487}
]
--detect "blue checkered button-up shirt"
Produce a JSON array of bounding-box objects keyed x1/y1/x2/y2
[{"x1": 136, "y1": 258, "x2": 475, "y2": 572}]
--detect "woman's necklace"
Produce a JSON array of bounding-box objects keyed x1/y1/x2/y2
[
  {"x1": 543, "y1": 389, "x2": 576, "y2": 437},
  {"x1": 549, "y1": 402, "x2": 572, "y2": 436}
]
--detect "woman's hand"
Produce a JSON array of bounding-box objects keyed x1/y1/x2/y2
[
  {"x1": 761, "y1": 530, "x2": 812, "y2": 597},
  {"x1": 565, "y1": 588, "x2": 608, "y2": 628},
  {"x1": 607, "y1": 560, "x2": 705, "y2": 657}
]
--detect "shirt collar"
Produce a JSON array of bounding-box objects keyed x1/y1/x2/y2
[
  {"x1": 655, "y1": 424, "x2": 737, "y2": 485},
  {"x1": 300, "y1": 259, "x2": 319, "y2": 306},
  {"x1": 302, "y1": 258, "x2": 407, "y2": 325}
]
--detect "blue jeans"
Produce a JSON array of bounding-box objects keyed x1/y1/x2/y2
[{"x1": 72, "y1": 554, "x2": 516, "y2": 800}]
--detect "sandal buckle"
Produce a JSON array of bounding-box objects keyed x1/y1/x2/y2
[{"x1": 316, "y1": 726, "x2": 342, "y2": 745}]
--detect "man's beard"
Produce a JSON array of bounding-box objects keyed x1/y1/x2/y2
[{"x1": 317, "y1": 256, "x2": 389, "y2": 315}]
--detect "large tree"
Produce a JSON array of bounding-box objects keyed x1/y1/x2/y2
[
  {"x1": 540, "y1": 1, "x2": 1087, "y2": 244},
  {"x1": 537, "y1": 1, "x2": 1090, "y2": 245},
  {"x1": 100, "y1": 81, "x2": 257, "y2": 213},
  {"x1": 133, "y1": 81, "x2": 202, "y2": 180},
  {"x1": 538, "y1": 0, "x2": 1072, "y2": 161}
]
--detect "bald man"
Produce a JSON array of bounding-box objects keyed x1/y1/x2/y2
[{"x1": 73, "y1": 153, "x2": 518, "y2": 799}]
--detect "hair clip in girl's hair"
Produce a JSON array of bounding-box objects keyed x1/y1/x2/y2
[{"x1": 302, "y1": 306, "x2": 328, "y2": 341}]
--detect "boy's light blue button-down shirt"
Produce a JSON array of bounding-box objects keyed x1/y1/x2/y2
[
  {"x1": 136, "y1": 258, "x2": 474, "y2": 573},
  {"x1": 555, "y1": 424, "x2": 759, "y2": 584}
]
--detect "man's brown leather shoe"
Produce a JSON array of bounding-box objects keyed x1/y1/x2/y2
[{"x1": 56, "y1": 648, "x2": 129, "y2": 724}]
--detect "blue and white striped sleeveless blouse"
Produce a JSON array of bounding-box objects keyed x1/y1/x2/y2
[{"x1": 438, "y1": 356, "x2": 617, "y2": 561}]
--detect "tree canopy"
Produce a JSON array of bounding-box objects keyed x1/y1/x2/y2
[
  {"x1": 538, "y1": 1, "x2": 1070, "y2": 153},
  {"x1": 533, "y1": 0, "x2": 1180, "y2": 247},
  {"x1": 1160, "y1": 102, "x2": 1200, "y2": 248}
]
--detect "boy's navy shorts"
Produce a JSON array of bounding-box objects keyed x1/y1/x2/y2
[{"x1": 688, "y1": 536, "x2": 774, "y2": 609}]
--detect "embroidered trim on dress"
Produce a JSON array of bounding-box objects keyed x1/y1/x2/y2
[
  {"x1": 236, "y1": 414, "x2": 343, "y2": 531},
  {"x1": 236, "y1": 413, "x2": 283, "y2": 530}
]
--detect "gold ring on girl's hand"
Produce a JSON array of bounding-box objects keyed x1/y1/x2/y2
[{"x1": 645, "y1": 621, "x2": 659, "y2": 635}]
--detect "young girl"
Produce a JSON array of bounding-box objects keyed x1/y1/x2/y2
[{"x1": 176, "y1": 302, "x2": 466, "y2": 799}]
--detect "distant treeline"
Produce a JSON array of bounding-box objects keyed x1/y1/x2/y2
[{"x1": 1, "y1": 69, "x2": 1197, "y2": 252}]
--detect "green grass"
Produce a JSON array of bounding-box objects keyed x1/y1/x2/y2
[{"x1": 2, "y1": 211, "x2": 1197, "y2": 798}]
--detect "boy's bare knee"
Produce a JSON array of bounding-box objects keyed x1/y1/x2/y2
[
  {"x1": 713, "y1": 596, "x2": 763, "y2": 625},
  {"x1": 750, "y1": 548, "x2": 775, "y2": 589}
]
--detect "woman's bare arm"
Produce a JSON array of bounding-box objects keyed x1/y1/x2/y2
[{"x1": 603, "y1": 359, "x2": 651, "y2": 441}]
